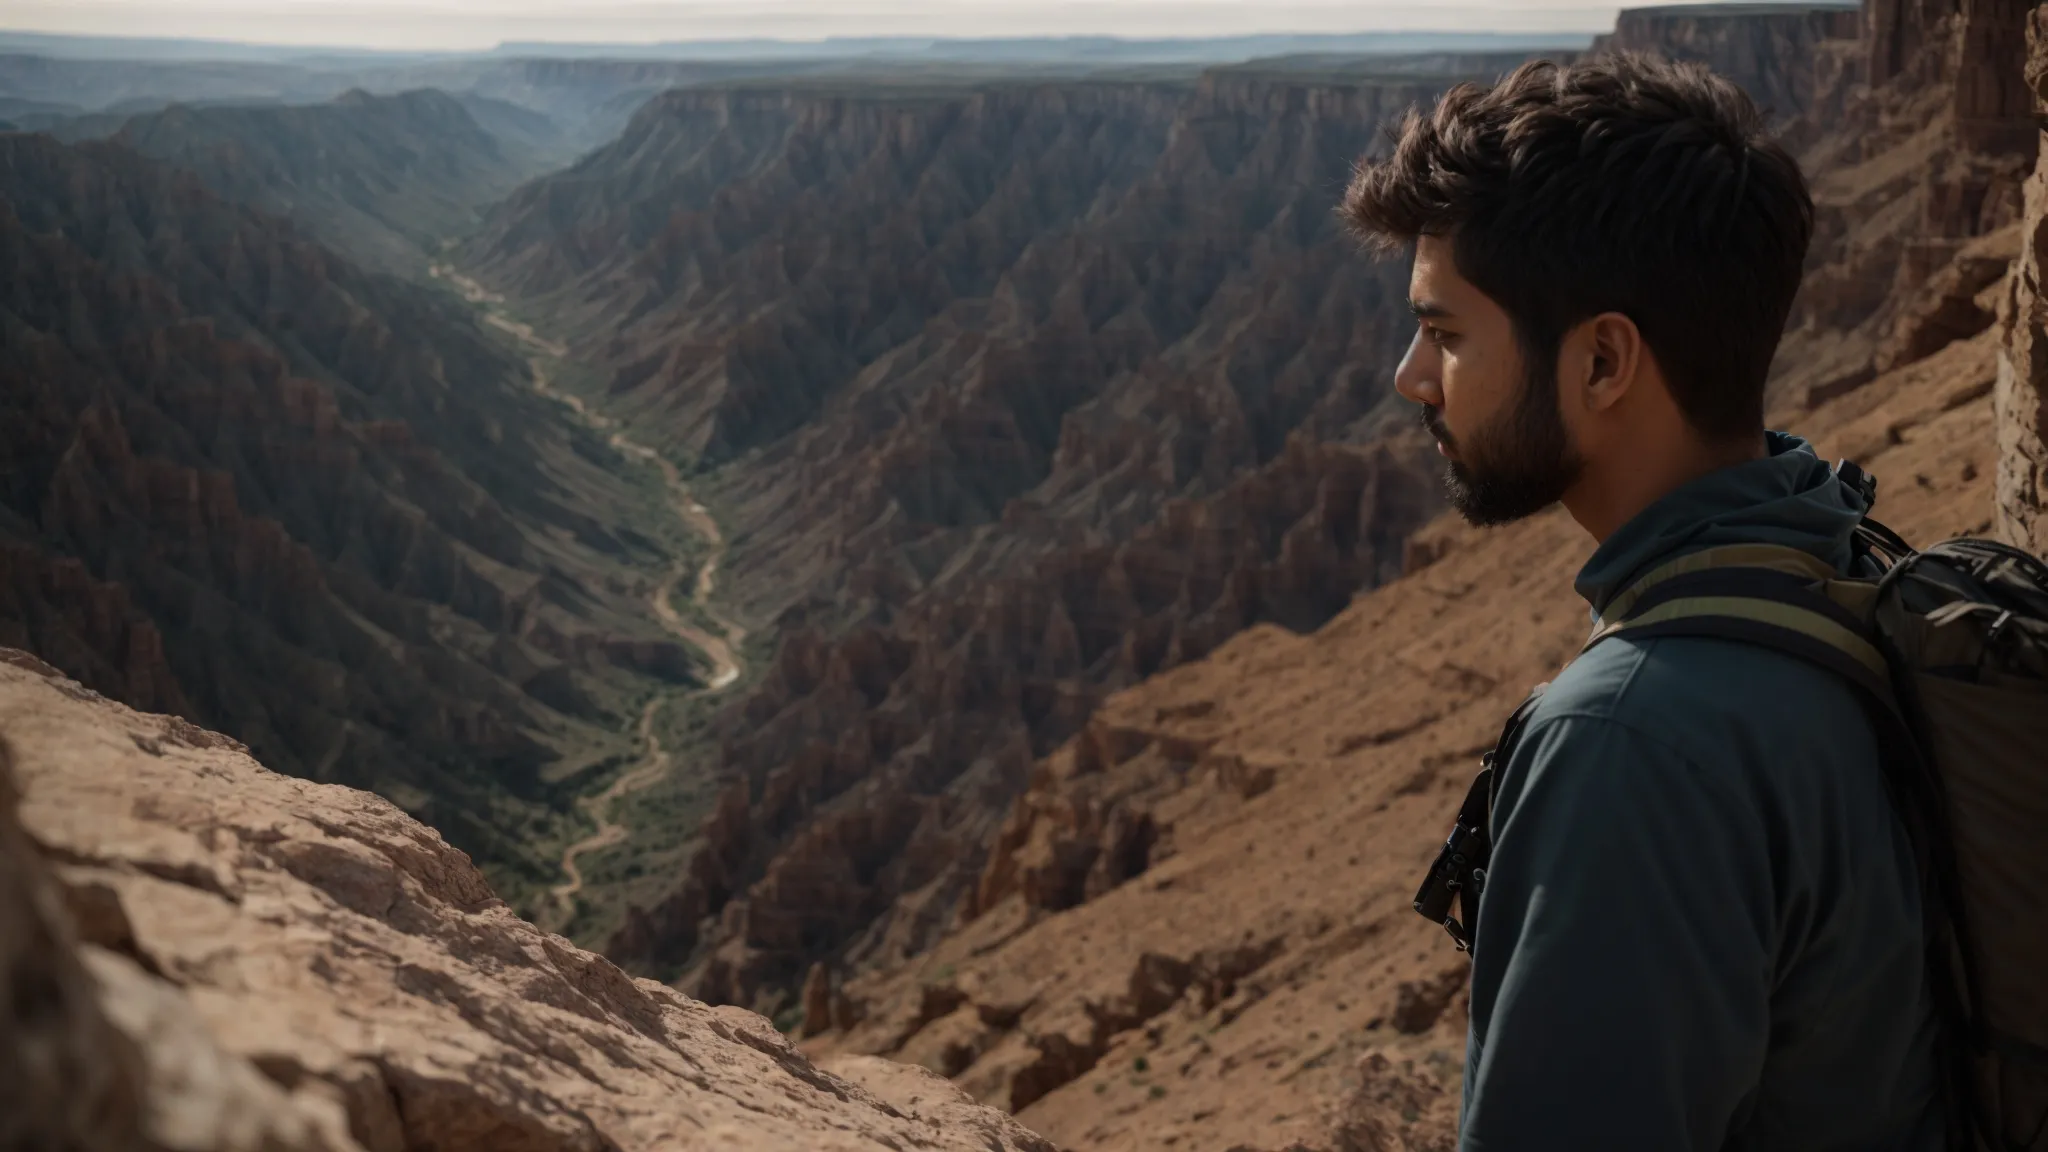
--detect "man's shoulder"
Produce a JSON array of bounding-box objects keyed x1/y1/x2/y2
[{"x1": 1526, "y1": 630, "x2": 1874, "y2": 766}]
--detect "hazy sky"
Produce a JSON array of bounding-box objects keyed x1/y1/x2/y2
[{"x1": 6, "y1": 0, "x2": 1738, "y2": 51}]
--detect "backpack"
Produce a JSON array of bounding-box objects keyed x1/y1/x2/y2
[{"x1": 1411, "y1": 459, "x2": 2048, "y2": 1152}]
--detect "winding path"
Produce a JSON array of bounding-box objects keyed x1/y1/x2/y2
[{"x1": 430, "y1": 264, "x2": 748, "y2": 920}]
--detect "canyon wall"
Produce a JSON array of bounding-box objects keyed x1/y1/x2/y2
[
  {"x1": 0, "y1": 132, "x2": 696, "y2": 909},
  {"x1": 1595, "y1": 1, "x2": 1863, "y2": 119},
  {"x1": 468, "y1": 25, "x2": 1896, "y2": 1014},
  {"x1": 465, "y1": 62, "x2": 1511, "y2": 1006},
  {"x1": 464, "y1": 15, "x2": 1933, "y2": 1004},
  {"x1": 111, "y1": 89, "x2": 551, "y2": 274}
]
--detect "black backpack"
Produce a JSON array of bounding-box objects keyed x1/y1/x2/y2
[{"x1": 1413, "y1": 461, "x2": 2048, "y2": 1151}]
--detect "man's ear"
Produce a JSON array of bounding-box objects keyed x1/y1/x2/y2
[{"x1": 1577, "y1": 312, "x2": 1643, "y2": 414}]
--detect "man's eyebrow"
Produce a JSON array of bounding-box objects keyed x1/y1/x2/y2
[{"x1": 1408, "y1": 298, "x2": 1451, "y2": 319}]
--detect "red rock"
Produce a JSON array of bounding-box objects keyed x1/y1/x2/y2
[
  {"x1": 1595, "y1": 3, "x2": 1862, "y2": 121},
  {"x1": 0, "y1": 652, "x2": 1055, "y2": 1152}
]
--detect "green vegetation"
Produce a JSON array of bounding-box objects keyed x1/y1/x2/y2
[
  {"x1": 773, "y1": 1002, "x2": 806, "y2": 1034},
  {"x1": 424, "y1": 262, "x2": 747, "y2": 939}
]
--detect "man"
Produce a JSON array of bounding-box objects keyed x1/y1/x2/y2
[{"x1": 1341, "y1": 55, "x2": 1944, "y2": 1150}]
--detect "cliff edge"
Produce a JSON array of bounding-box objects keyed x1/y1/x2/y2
[{"x1": 0, "y1": 648, "x2": 1053, "y2": 1152}]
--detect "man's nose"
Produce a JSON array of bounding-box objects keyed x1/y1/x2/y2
[{"x1": 1394, "y1": 329, "x2": 1442, "y2": 408}]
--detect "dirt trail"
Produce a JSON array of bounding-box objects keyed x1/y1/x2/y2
[{"x1": 430, "y1": 263, "x2": 749, "y2": 917}]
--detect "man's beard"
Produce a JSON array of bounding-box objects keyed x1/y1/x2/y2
[{"x1": 1422, "y1": 359, "x2": 1585, "y2": 527}]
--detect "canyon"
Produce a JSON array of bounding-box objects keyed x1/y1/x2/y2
[
  {"x1": 0, "y1": 125, "x2": 705, "y2": 912},
  {"x1": 457, "y1": 53, "x2": 1581, "y2": 1006},
  {"x1": 455, "y1": 3, "x2": 1957, "y2": 1020},
  {"x1": 5, "y1": 1, "x2": 2047, "y2": 1147},
  {"x1": 108, "y1": 89, "x2": 562, "y2": 275}
]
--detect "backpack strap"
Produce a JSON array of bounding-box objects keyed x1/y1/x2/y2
[
  {"x1": 1592, "y1": 541, "x2": 1990, "y2": 1152},
  {"x1": 1586, "y1": 543, "x2": 1896, "y2": 707},
  {"x1": 1411, "y1": 686, "x2": 1546, "y2": 952}
]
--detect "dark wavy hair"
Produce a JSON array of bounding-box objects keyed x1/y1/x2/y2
[{"x1": 1342, "y1": 53, "x2": 1814, "y2": 442}]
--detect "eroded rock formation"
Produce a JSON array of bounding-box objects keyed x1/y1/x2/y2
[
  {"x1": 0, "y1": 650, "x2": 1053, "y2": 1152},
  {"x1": 0, "y1": 132, "x2": 697, "y2": 907},
  {"x1": 112, "y1": 89, "x2": 551, "y2": 274},
  {"x1": 467, "y1": 54, "x2": 1564, "y2": 1007},
  {"x1": 473, "y1": 17, "x2": 1941, "y2": 1013},
  {"x1": 1595, "y1": 1, "x2": 1863, "y2": 120}
]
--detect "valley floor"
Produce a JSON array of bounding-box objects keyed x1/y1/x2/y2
[{"x1": 430, "y1": 263, "x2": 751, "y2": 937}]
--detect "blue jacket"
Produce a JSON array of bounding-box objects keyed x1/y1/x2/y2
[{"x1": 1459, "y1": 433, "x2": 1943, "y2": 1151}]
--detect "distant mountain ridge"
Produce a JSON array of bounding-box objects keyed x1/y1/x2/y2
[
  {"x1": 109, "y1": 88, "x2": 553, "y2": 273},
  {"x1": 0, "y1": 35, "x2": 1597, "y2": 170},
  {"x1": 0, "y1": 29, "x2": 1597, "y2": 66}
]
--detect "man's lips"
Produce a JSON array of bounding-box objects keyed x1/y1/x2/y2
[{"x1": 1421, "y1": 408, "x2": 1454, "y2": 458}]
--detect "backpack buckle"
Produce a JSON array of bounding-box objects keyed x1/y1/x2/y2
[
  {"x1": 1835, "y1": 458, "x2": 1879, "y2": 510},
  {"x1": 1413, "y1": 766, "x2": 1496, "y2": 952},
  {"x1": 1414, "y1": 821, "x2": 1483, "y2": 951}
]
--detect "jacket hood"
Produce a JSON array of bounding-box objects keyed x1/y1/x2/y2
[{"x1": 1574, "y1": 431, "x2": 1867, "y2": 617}]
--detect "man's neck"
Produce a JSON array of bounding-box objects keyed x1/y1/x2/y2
[{"x1": 1564, "y1": 432, "x2": 1770, "y2": 544}]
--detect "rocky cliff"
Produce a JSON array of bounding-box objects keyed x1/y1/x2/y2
[
  {"x1": 110, "y1": 88, "x2": 552, "y2": 275},
  {"x1": 464, "y1": 59, "x2": 1543, "y2": 1005},
  {"x1": 1997, "y1": 6, "x2": 2048, "y2": 551},
  {"x1": 468, "y1": 29, "x2": 1900, "y2": 1013},
  {"x1": 0, "y1": 132, "x2": 697, "y2": 911},
  {"x1": 0, "y1": 649, "x2": 1053, "y2": 1152},
  {"x1": 1594, "y1": 1, "x2": 1863, "y2": 120}
]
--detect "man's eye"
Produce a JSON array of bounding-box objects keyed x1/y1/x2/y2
[{"x1": 1423, "y1": 326, "x2": 1455, "y2": 348}]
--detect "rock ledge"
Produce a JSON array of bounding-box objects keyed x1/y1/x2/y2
[{"x1": 0, "y1": 649, "x2": 1054, "y2": 1152}]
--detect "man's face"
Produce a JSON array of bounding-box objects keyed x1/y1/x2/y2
[{"x1": 1394, "y1": 234, "x2": 1584, "y2": 527}]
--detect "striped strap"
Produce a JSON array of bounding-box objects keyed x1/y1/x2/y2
[
  {"x1": 1597, "y1": 543, "x2": 1842, "y2": 624},
  {"x1": 1585, "y1": 545, "x2": 1895, "y2": 707}
]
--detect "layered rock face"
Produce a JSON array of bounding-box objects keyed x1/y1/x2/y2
[
  {"x1": 378, "y1": 57, "x2": 834, "y2": 148},
  {"x1": 1766, "y1": 0, "x2": 2037, "y2": 412},
  {"x1": 1997, "y1": 7, "x2": 2048, "y2": 551},
  {"x1": 0, "y1": 650, "x2": 1054, "y2": 1152},
  {"x1": 466, "y1": 60, "x2": 1540, "y2": 1006},
  {"x1": 470, "y1": 29, "x2": 1901, "y2": 1012},
  {"x1": 111, "y1": 88, "x2": 553, "y2": 274},
  {"x1": 0, "y1": 132, "x2": 694, "y2": 907},
  {"x1": 1594, "y1": 1, "x2": 1863, "y2": 119},
  {"x1": 465, "y1": 79, "x2": 1194, "y2": 458},
  {"x1": 640, "y1": 434, "x2": 1441, "y2": 1010}
]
